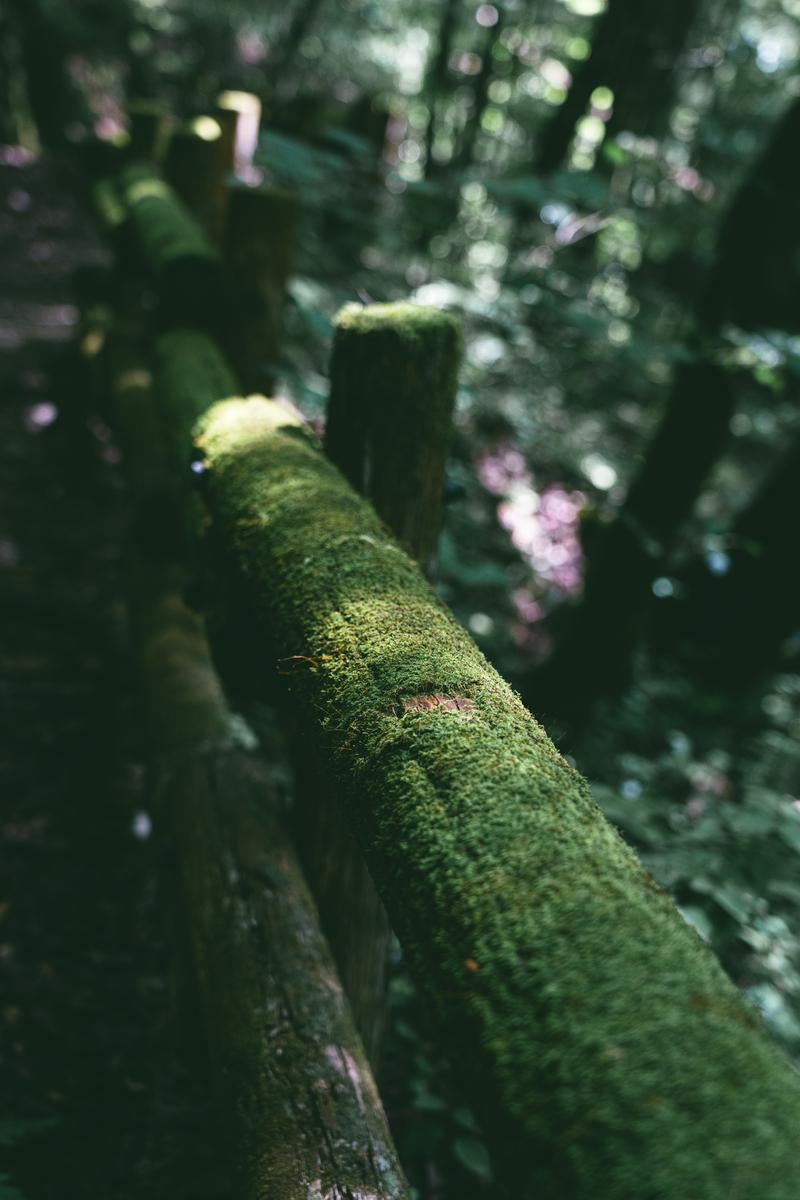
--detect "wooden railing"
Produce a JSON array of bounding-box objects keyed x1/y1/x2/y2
[{"x1": 86, "y1": 102, "x2": 800, "y2": 1200}]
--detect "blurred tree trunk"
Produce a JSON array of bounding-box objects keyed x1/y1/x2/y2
[
  {"x1": 699, "y1": 96, "x2": 800, "y2": 334},
  {"x1": 270, "y1": 0, "x2": 326, "y2": 83},
  {"x1": 422, "y1": 0, "x2": 461, "y2": 178},
  {"x1": 533, "y1": 95, "x2": 800, "y2": 727},
  {"x1": 672, "y1": 431, "x2": 800, "y2": 690},
  {"x1": 536, "y1": 0, "x2": 702, "y2": 173},
  {"x1": 453, "y1": 7, "x2": 505, "y2": 169},
  {"x1": 0, "y1": 8, "x2": 22, "y2": 145},
  {"x1": 11, "y1": 0, "x2": 84, "y2": 149}
]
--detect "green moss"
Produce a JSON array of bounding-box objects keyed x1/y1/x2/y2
[
  {"x1": 156, "y1": 329, "x2": 238, "y2": 465},
  {"x1": 116, "y1": 164, "x2": 220, "y2": 271},
  {"x1": 335, "y1": 300, "x2": 461, "y2": 343},
  {"x1": 93, "y1": 178, "x2": 127, "y2": 231},
  {"x1": 327, "y1": 303, "x2": 461, "y2": 565},
  {"x1": 183, "y1": 391, "x2": 800, "y2": 1200}
]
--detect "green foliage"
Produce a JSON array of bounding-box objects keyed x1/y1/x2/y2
[{"x1": 588, "y1": 674, "x2": 800, "y2": 1059}]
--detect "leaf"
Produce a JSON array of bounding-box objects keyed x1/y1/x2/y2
[{"x1": 453, "y1": 1136, "x2": 493, "y2": 1182}]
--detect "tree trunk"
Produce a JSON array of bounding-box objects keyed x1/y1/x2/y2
[
  {"x1": 11, "y1": 0, "x2": 86, "y2": 149},
  {"x1": 535, "y1": 358, "x2": 732, "y2": 722},
  {"x1": 271, "y1": 0, "x2": 327, "y2": 84},
  {"x1": 672, "y1": 430, "x2": 800, "y2": 689},
  {"x1": 422, "y1": 0, "x2": 462, "y2": 178},
  {"x1": 535, "y1": 0, "x2": 701, "y2": 174},
  {"x1": 536, "y1": 94, "x2": 800, "y2": 724},
  {"x1": 453, "y1": 8, "x2": 505, "y2": 170},
  {"x1": 699, "y1": 95, "x2": 800, "y2": 335},
  {"x1": 108, "y1": 333, "x2": 410, "y2": 1200},
  {"x1": 151, "y1": 327, "x2": 800, "y2": 1199}
]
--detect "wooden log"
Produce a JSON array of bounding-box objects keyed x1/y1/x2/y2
[
  {"x1": 152, "y1": 327, "x2": 800, "y2": 1200},
  {"x1": 302, "y1": 303, "x2": 461, "y2": 1062},
  {"x1": 109, "y1": 337, "x2": 410, "y2": 1200},
  {"x1": 223, "y1": 181, "x2": 296, "y2": 393},
  {"x1": 114, "y1": 163, "x2": 225, "y2": 329},
  {"x1": 164, "y1": 116, "x2": 227, "y2": 243}
]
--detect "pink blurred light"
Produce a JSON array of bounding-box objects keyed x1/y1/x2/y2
[
  {"x1": 24, "y1": 402, "x2": 58, "y2": 432},
  {"x1": 237, "y1": 30, "x2": 267, "y2": 64},
  {"x1": 0, "y1": 145, "x2": 36, "y2": 167}
]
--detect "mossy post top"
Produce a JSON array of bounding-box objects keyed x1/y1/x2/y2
[
  {"x1": 175, "y1": 378, "x2": 800, "y2": 1200},
  {"x1": 327, "y1": 301, "x2": 462, "y2": 564},
  {"x1": 334, "y1": 300, "x2": 462, "y2": 343}
]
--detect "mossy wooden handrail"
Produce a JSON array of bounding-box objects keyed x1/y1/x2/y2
[
  {"x1": 107, "y1": 164, "x2": 224, "y2": 328},
  {"x1": 151, "y1": 329, "x2": 800, "y2": 1200},
  {"x1": 108, "y1": 333, "x2": 410, "y2": 1200}
]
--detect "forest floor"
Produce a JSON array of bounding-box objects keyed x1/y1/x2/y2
[{"x1": 0, "y1": 152, "x2": 226, "y2": 1200}]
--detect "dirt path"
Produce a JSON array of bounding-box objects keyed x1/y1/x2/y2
[{"x1": 0, "y1": 151, "x2": 224, "y2": 1200}]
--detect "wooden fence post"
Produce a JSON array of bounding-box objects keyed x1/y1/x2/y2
[
  {"x1": 216, "y1": 90, "x2": 262, "y2": 177},
  {"x1": 293, "y1": 303, "x2": 462, "y2": 1063},
  {"x1": 127, "y1": 99, "x2": 167, "y2": 162},
  {"x1": 165, "y1": 116, "x2": 227, "y2": 243},
  {"x1": 223, "y1": 181, "x2": 297, "y2": 394},
  {"x1": 326, "y1": 302, "x2": 462, "y2": 568},
  {"x1": 113, "y1": 163, "x2": 225, "y2": 328}
]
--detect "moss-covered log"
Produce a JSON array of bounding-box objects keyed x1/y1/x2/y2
[
  {"x1": 153, "y1": 329, "x2": 800, "y2": 1199},
  {"x1": 114, "y1": 164, "x2": 225, "y2": 328},
  {"x1": 110, "y1": 339, "x2": 410, "y2": 1200},
  {"x1": 310, "y1": 303, "x2": 461, "y2": 1060}
]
